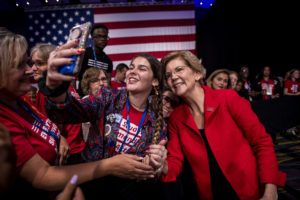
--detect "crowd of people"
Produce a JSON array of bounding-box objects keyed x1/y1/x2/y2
[{"x1": 1, "y1": 22, "x2": 300, "y2": 200}]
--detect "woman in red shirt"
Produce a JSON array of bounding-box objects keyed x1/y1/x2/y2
[
  {"x1": 283, "y1": 68, "x2": 300, "y2": 96},
  {"x1": 0, "y1": 28, "x2": 156, "y2": 199},
  {"x1": 30, "y1": 43, "x2": 86, "y2": 165},
  {"x1": 159, "y1": 51, "x2": 286, "y2": 200},
  {"x1": 255, "y1": 65, "x2": 281, "y2": 100}
]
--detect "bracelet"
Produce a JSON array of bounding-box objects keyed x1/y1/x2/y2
[{"x1": 38, "y1": 70, "x2": 70, "y2": 97}]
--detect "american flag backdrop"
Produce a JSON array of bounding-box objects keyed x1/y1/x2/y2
[
  {"x1": 25, "y1": 3, "x2": 196, "y2": 69},
  {"x1": 26, "y1": 8, "x2": 94, "y2": 47}
]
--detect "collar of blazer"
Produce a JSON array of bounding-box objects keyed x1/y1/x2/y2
[{"x1": 179, "y1": 85, "x2": 221, "y2": 133}]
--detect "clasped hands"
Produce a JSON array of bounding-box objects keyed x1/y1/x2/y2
[{"x1": 143, "y1": 139, "x2": 167, "y2": 176}]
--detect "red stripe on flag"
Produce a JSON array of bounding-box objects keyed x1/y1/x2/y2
[
  {"x1": 108, "y1": 50, "x2": 197, "y2": 61},
  {"x1": 108, "y1": 34, "x2": 196, "y2": 45},
  {"x1": 96, "y1": 19, "x2": 195, "y2": 29},
  {"x1": 97, "y1": 19, "x2": 195, "y2": 29},
  {"x1": 94, "y1": 4, "x2": 194, "y2": 14}
]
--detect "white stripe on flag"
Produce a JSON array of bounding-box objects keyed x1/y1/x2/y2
[
  {"x1": 94, "y1": 10, "x2": 195, "y2": 23},
  {"x1": 113, "y1": 60, "x2": 132, "y2": 68},
  {"x1": 109, "y1": 26, "x2": 195, "y2": 38},
  {"x1": 105, "y1": 41, "x2": 196, "y2": 55}
]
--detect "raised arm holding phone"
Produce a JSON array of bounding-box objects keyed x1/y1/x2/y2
[{"x1": 0, "y1": 27, "x2": 157, "y2": 200}]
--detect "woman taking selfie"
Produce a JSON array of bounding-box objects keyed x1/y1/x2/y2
[
  {"x1": 40, "y1": 39, "x2": 167, "y2": 199},
  {"x1": 0, "y1": 28, "x2": 156, "y2": 200}
]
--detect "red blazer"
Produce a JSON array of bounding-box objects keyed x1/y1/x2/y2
[{"x1": 162, "y1": 86, "x2": 286, "y2": 200}]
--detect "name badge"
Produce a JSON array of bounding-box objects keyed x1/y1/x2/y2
[{"x1": 115, "y1": 113, "x2": 122, "y2": 124}]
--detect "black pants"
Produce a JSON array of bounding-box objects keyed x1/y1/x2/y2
[{"x1": 80, "y1": 176, "x2": 164, "y2": 200}]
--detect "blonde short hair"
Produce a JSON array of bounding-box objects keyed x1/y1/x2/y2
[
  {"x1": 161, "y1": 51, "x2": 206, "y2": 83},
  {"x1": 0, "y1": 28, "x2": 27, "y2": 89}
]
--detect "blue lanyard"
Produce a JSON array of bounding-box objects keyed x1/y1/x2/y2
[
  {"x1": 18, "y1": 101, "x2": 59, "y2": 142},
  {"x1": 118, "y1": 98, "x2": 148, "y2": 153},
  {"x1": 0, "y1": 99, "x2": 60, "y2": 142}
]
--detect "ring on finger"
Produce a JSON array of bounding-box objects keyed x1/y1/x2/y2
[
  {"x1": 53, "y1": 51, "x2": 58, "y2": 58},
  {"x1": 53, "y1": 46, "x2": 60, "y2": 57}
]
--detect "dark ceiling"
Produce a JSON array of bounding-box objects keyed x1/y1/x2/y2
[{"x1": 0, "y1": 0, "x2": 188, "y2": 11}]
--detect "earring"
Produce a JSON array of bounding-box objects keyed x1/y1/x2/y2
[{"x1": 154, "y1": 86, "x2": 159, "y2": 96}]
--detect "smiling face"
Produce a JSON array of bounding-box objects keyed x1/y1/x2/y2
[
  {"x1": 31, "y1": 52, "x2": 48, "y2": 80},
  {"x1": 4, "y1": 53, "x2": 33, "y2": 98},
  {"x1": 126, "y1": 56, "x2": 158, "y2": 95},
  {"x1": 212, "y1": 72, "x2": 229, "y2": 89},
  {"x1": 165, "y1": 58, "x2": 201, "y2": 97}
]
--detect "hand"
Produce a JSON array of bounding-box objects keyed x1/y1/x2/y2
[
  {"x1": 272, "y1": 94, "x2": 280, "y2": 99},
  {"x1": 58, "y1": 135, "x2": 70, "y2": 166},
  {"x1": 46, "y1": 40, "x2": 82, "y2": 89},
  {"x1": 107, "y1": 154, "x2": 155, "y2": 180},
  {"x1": 56, "y1": 174, "x2": 85, "y2": 200},
  {"x1": 148, "y1": 139, "x2": 167, "y2": 172},
  {"x1": 259, "y1": 183, "x2": 278, "y2": 200}
]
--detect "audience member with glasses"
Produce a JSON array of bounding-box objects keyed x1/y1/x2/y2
[
  {"x1": 78, "y1": 23, "x2": 113, "y2": 97},
  {"x1": 30, "y1": 43, "x2": 86, "y2": 165},
  {"x1": 80, "y1": 67, "x2": 109, "y2": 143}
]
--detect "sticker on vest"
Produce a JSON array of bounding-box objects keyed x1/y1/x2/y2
[
  {"x1": 115, "y1": 113, "x2": 122, "y2": 124},
  {"x1": 104, "y1": 124, "x2": 112, "y2": 136},
  {"x1": 106, "y1": 113, "x2": 116, "y2": 123}
]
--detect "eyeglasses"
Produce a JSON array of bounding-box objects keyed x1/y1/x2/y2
[
  {"x1": 162, "y1": 94, "x2": 178, "y2": 108},
  {"x1": 165, "y1": 66, "x2": 186, "y2": 80},
  {"x1": 30, "y1": 60, "x2": 47, "y2": 68},
  {"x1": 90, "y1": 77, "x2": 108, "y2": 84},
  {"x1": 92, "y1": 34, "x2": 109, "y2": 40},
  {"x1": 162, "y1": 95, "x2": 172, "y2": 104}
]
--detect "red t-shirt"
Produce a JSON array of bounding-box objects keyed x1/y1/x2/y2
[
  {"x1": 111, "y1": 80, "x2": 126, "y2": 90},
  {"x1": 0, "y1": 96, "x2": 59, "y2": 166},
  {"x1": 284, "y1": 79, "x2": 300, "y2": 94},
  {"x1": 35, "y1": 89, "x2": 46, "y2": 115},
  {"x1": 260, "y1": 79, "x2": 276, "y2": 100},
  {"x1": 35, "y1": 86, "x2": 85, "y2": 155},
  {"x1": 115, "y1": 105, "x2": 148, "y2": 154}
]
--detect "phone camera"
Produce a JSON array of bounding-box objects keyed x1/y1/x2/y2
[{"x1": 70, "y1": 27, "x2": 82, "y2": 40}]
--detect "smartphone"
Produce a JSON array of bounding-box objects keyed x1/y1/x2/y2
[{"x1": 58, "y1": 22, "x2": 92, "y2": 75}]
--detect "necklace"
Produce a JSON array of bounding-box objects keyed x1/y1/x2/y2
[{"x1": 129, "y1": 100, "x2": 147, "y2": 111}]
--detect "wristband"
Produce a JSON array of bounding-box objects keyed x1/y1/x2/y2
[{"x1": 38, "y1": 70, "x2": 70, "y2": 97}]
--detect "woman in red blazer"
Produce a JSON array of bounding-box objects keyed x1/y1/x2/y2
[{"x1": 159, "y1": 51, "x2": 286, "y2": 200}]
